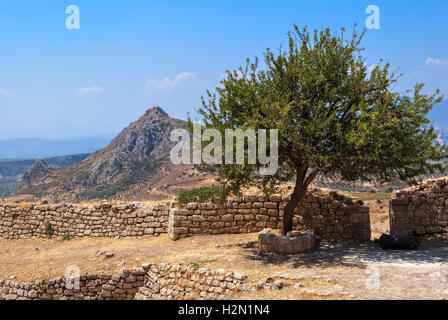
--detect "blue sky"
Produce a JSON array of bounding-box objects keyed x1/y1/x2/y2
[{"x1": 0, "y1": 0, "x2": 447, "y2": 139}]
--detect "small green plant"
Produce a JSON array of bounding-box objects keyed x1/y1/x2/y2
[
  {"x1": 187, "y1": 260, "x2": 216, "y2": 269},
  {"x1": 59, "y1": 234, "x2": 74, "y2": 243},
  {"x1": 188, "y1": 262, "x2": 202, "y2": 269},
  {"x1": 44, "y1": 221, "x2": 54, "y2": 236}
]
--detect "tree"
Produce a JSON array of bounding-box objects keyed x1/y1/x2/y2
[{"x1": 192, "y1": 25, "x2": 448, "y2": 235}]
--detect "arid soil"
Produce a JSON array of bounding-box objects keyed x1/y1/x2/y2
[
  {"x1": 1, "y1": 199, "x2": 448, "y2": 300},
  {"x1": 1, "y1": 233, "x2": 448, "y2": 299},
  {"x1": 365, "y1": 199, "x2": 390, "y2": 239}
]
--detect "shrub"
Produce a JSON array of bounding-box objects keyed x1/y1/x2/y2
[
  {"x1": 178, "y1": 185, "x2": 226, "y2": 204},
  {"x1": 188, "y1": 261, "x2": 202, "y2": 269},
  {"x1": 187, "y1": 260, "x2": 216, "y2": 269},
  {"x1": 59, "y1": 234, "x2": 74, "y2": 242},
  {"x1": 44, "y1": 221, "x2": 53, "y2": 236}
]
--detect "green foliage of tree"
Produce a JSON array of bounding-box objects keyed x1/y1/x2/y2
[{"x1": 192, "y1": 25, "x2": 448, "y2": 234}]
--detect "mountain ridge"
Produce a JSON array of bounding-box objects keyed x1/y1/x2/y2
[
  {"x1": 15, "y1": 106, "x2": 216, "y2": 201},
  {"x1": 0, "y1": 153, "x2": 91, "y2": 198}
]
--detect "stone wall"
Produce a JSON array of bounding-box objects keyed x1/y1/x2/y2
[
  {"x1": 135, "y1": 263, "x2": 247, "y2": 300},
  {"x1": 0, "y1": 189, "x2": 370, "y2": 241},
  {"x1": 169, "y1": 190, "x2": 371, "y2": 241},
  {"x1": 390, "y1": 178, "x2": 448, "y2": 235},
  {"x1": 0, "y1": 202, "x2": 169, "y2": 239},
  {"x1": 0, "y1": 263, "x2": 248, "y2": 300}
]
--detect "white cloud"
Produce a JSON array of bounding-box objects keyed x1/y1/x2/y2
[
  {"x1": 414, "y1": 58, "x2": 448, "y2": 93},
  {"x1": 77, "y1": 86, "x2": 103, "y2": 95},
  {"x1": 0, "y1": 88, "x2": 9, "y2": 97},
  {"x1": 425, "y1": 57, "x2": 448, "y2": 68},
  {"x1": 146, "y1": 72, "x2": 195, "y2": 91}
]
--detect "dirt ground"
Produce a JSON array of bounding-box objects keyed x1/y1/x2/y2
[
  {"x1": 1, "y1": 199, "x2": 448, "y2": 300},
  {"x1": 1, "y1": 233, "x2": 448, "y2": 300},
  {"x1": 365, "y1": 199, "x2": 390, "y2": 239}
]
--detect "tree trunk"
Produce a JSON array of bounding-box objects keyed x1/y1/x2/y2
[{"x1": 282, "y1": 178, "x2": 306, "y2": 235}]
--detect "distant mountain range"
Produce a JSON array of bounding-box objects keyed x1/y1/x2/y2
[
  {"x1": 0, "y1": 153, "x2": 91, "y2": 198},
  {"x1": 436, "y1": 128, "x2": 448, "y2": 145},
  {"x1": 0, "y1": 137, "x2": 112, "y2": 160},
  {"x1": 429, "y1": 100, "x2": 448, "y2": 138}
]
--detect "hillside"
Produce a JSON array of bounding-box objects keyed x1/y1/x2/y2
[
  {"x1": 15, "y1": 107, "x2": 217, "y2": 202},
  {"x1": 0, "y1": 154, "x2": 91, "y2": 198}
]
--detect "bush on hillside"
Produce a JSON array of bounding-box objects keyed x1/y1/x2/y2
[{"x1": 178, "y1": 185, "x2": 226, "y2": 204}]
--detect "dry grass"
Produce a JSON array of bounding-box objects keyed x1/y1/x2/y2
[
  {"x1": 0, "y1": 234, "x2": 256, "y2": 282},
  {"x1": 1, "y1": 199, "x2": 171, "y2": 208},
  {"x1": 339, "y1": 191, "x2": 393, "y2": 201},
  {"x1": 14, "y1": 203, "x2": 33, "y2": 209}
]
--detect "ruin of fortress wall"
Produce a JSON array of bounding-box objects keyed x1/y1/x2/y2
[
  {"x1": 0, "y1": 202, "x2": 170, "y2": 239},
  {"x1": 169, "y1": 190, "x2": 371, "y2": 241},
  {"x1": 390, "y1": 178, "x2": 448, "y2": 235},
  {"x1": 0, "y1": 262, "x2": 248, "y2": 300},
  {"x1": 0, "y1": 190, "x2": 370, "y2": 241}
]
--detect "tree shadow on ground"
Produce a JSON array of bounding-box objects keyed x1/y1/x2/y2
[{"x1": 243, "y1": 236, "x2": 448, "y2": 269}]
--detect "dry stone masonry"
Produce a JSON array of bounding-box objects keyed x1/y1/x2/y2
[
  {"x1": 169, "y1": 189, "x2": 370, "y2": 241},
  {"x1": 0, "y1": 202, "x2": 169, "y2": 239},
  {"x1": 0, "y1": 263, "x2": 248, "y2": 300},
  {"x1": 0, "y1": 189, "x2": 370, "y2": 241},
  {"x1": 258, "y1": 229, "x2": 317, "y2": 254},
  {"x1": 390, "y1": 178, "x2": 448, "y2": 235},
  {"x1": 134, "y1": 263, "x2": 248, "y2": 300}
]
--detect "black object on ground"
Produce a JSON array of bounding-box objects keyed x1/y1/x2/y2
[{"x1": 374, "y1": 233, "x2": 421, "y2": 250}]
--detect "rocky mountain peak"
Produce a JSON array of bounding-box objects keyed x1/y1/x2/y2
[
  {"x1": 17, "y1": 106, "x2": 191, "y2": 200},
  {"x1": 143, "y1": 106, "x2": 168, "y2": 118},
  {"x1": 19, "y1": 160, "x2": 49, "y2": 189},
  {"x1": 84, "y1": 106, "x2": 188, "y2": 186}
]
